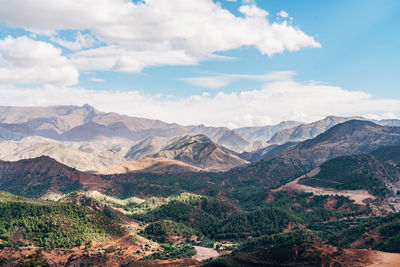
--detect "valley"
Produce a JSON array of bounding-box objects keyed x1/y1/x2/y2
[{"x1": 1, "y1": 105, "x2": 400, "y2": 266}]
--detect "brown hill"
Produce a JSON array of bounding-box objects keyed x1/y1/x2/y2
[
  {"x1": 151, "y1": 134, "x2": 249, "y2": 171},
  {"x1": 100, "y1": 158, "x2": 202, "y2": 175},
  {"x1": 226, "y1": 120, "x2": 400, "y2": 189},
  {"x1": 220, "y1": 242, "x2": 400, "y2": 267},
  {"x1": 0, "y1": 138, "x2": 124, "y2": 172},
  {"x1": 125, "y1": 136, "x2": 170, "y2": 160},
  {"x1": 0, "y1": 156, "x2": 110, "y2": 197},
  {"x1": 298, "y1": 153, "x2": 400, "y2": 197},
  {"x1": 268, "y1": 116, "x2": 365, "y2": 144}
]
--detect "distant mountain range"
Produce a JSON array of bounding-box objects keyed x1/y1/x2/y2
[
  {"x1": 1, "y1": 104, "x2": 400, "y2": 175},
  {"x1": 1, "y1": 105, "x2": 399, "y2": 146},
  {"x1": 0, "y1": 105, "x2": 248, "y2": 150},
  {"x1": 2, "y1": 118, "x2": 400, "y2": 201},
  {"x1": 225, "y1": 120, "x2": 400, "y2": 192}
]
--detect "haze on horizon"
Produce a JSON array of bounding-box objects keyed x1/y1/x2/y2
[{"x1": 0, "y1": 0, "x2": 399, "y2": 128}]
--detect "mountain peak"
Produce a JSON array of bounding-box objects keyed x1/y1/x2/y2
[{"x1": 82, "y1": 103, "x2": 94, "y2": 110}]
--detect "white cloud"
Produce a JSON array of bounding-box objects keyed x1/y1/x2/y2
[
  {"x1": 239, "y1": 5, "x2": 268, "y2": 17},
  {"x1": 277, "y1": 10, "x2": 289, "y2": 18},
  {"x1": 242, "y1": 0, "x2": 255, "y2": 4},
  {"x1": 0, "y1": 77, "x2": 399, "y2": 128},
  {"x1": 70, "y1": 46, "x2": 199, "y2": 72},
  {"x1": 90, "y1": 77, "x2": 105, "y2": 83},
  {"x1": 0, "y1": 36, "x2": 78, "y2": 85},
  {"x1": 180, "y1": 71, "x2": 295, "y2": 88},
  {"x1": 0, "y1": 0, "x2": 321, "y2": 72},
  {"x1": 50, "y1": 32, "x2": 96, "y2": 51}
]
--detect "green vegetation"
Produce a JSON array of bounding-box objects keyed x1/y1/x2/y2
[
  {"x1": 371, "y1": 146, "x2": 400, "y2": 167},
  {"x1": 104, "y1": 173, "x2": 231, "y2": 199},
  {"x1": 241, "y1": 190, "x2": 368, "y2": 222},
  {"x1": 144, "y1": 220, "x2": 198, "y2": 242},
  {"x1": 0, "y1": 149, "x2": 397, "y2": 260},
  {"x1": 215, "y1": 207, "x2": 298, "y2": 239},
  {"x1": 299, "y1": 154, "x2": 393, "y2": 197},
  {"x1": 0, "y1": 192, "x2": 126, "y2": 248},
  {"x1": 134, "y1": 200, "x2": 221, "y2": 234},
  {"x1": 238, "y1": 229, "x2": 318, "y2": 253},
  {"x1": 144, "y1": 243, "x2": 196, "y2": 260},
  {"x1": 329, "y1": 213, "x2": 400, "y2": 252},
  {"x1": 119, "y1": 189, "x2": 368, "y2": 242}
]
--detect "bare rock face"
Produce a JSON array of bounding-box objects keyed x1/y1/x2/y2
[
  {"x1": 125, "y1": 136, "x2": 170, "y2": 160},
  {"x1": 235, "y1": 120, "x2": 301, "y2": 143},
  {"x1": 100, "y1": 158, "x2": 202, "y2": 175},
  {"x1": 268, "y1": 116, "x2": 365, "y2": 144},
  {"x1": 0, "y1": 138, "x2": 124, "y2": 172},
  {"x1": 151, "y1": 134, "x2": 249, "y2": 171}
]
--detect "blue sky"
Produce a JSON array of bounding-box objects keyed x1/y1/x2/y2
[
  {"x1": 0, "y1": 0, "x2": 399, "y2": 127},
  {"x1": 75, "y1": 0, "x2": 400, "y2": 98}
]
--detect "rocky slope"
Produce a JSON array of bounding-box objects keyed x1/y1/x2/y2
[
  {"x1": 226, "y1": 120, "x2": 400, "y2": 189},
  {"x1": 0, "y1": 156, "x2": 109, "y2": 197},
  {"x1": 268, "y1": 116, "x2": 364, "y2": 144},
  {"x1": 151, "y1": 134, "x2": 248, "y2": 171},
  {"x1": 235, "y1": 120, "x2": 301, "y2": 143},
  {"x1": 267, "y1": 116, "x2": 400, "y2": 145},
  {"x1": 0, "y1": 137, "x2": 124, "y2": 172},
  {"x1": 125, "y1": 136, "x2": 171, "y2": 160},
  {"x1": 100, "y1": 158, "x2": 202, "y2": 175},
  {"x1": 240, "y1": 142, "x2": 298, "y2": 162}
]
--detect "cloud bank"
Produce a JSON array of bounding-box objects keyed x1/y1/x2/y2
[{"x1": 0, "y1": 76, "x2": 399, "y2": 128}]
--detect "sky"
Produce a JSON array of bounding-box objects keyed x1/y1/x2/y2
[{"x1": 0, "y1": 0, "x2": 399, "y2": 128}]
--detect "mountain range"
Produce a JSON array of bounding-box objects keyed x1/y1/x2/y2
[
  {"x1": 2, "y1": 105, "x2": 400, "y2": 265},
  {"x1": 1, "y1": 104, "x2": 400, "y2": 175}
]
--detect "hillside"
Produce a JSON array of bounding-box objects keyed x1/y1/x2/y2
[
  {"x1": 0, "y1": 138, "x2": 124, "y2": 172},
  {"x1": 187, "y1": 124, "x2": 249, "y2": 151},
  {"x1": 333, "y1": 213, "x2": 400, "y2": 253},
  {"x1": 221, "y1": 120, "x2": 400, "y2": 192},
  {"x1": 100, "y1": 158, "x2": 202, "y2": 175},
  {"x1": 125, "y1": 136, "x2": 171, "y2": 160},
  {"x1": 235, "y1": 120, "x2": 301, "y2": 143},
  {"x1": 240, "y1": 142, "x2": 298, "y2": 162},
  {"x1": 268, "y1": 116, "x2": 364, "y2": 144},
  {"x1": 0, "y1": 156, "x2": 110, "y2": 197},
  {"x1": 0, "y1": 123, "x2": 35, "y2": 141},
  {"x1": 220, "y1": 241, "x2": 400, "y2": 267},
  {"x1": 151, "y1": 134, "x2": 248, "y2": 171},
  {"x1": 371, "y1": 145, "x2": 400, "y2": 167},
  {"x1": 0, "y1": 191, "x2": 127, "y2": 249},
  {"x1": 298, "y1": 153, "x2": 400, "y2": 197}
]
